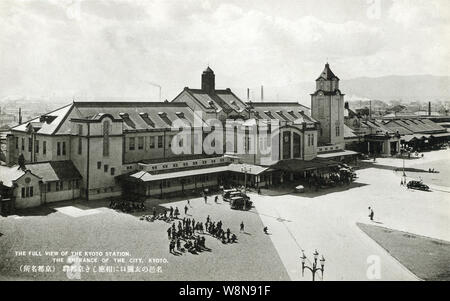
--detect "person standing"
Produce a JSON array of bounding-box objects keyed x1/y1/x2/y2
[
  {"x1": 368, "y1": 207, "x2": 374, "y2": 221},
  {"x1": 240, "y1": 221, "x2": 245, "y2": 232},
  {"x1": 184, "y1": 205, "x2": 188, "y2": 215},
  {"x1": 204, "y1": 195, "x2": 207, "y2": 204},
  {"x1": 176, "y1": 238, "x2": 181, "y2": 251}
]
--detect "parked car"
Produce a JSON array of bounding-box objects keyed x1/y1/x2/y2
[
  {"x1": 294, "y1": 185, "x2": 305, "y2": 193},
  {"x1": 223, "y1": 189, "x2": 250, "y2": 203},
  {"x1": 407, "y1": 180, "x2": 430, "y2": 191},
  {"x1": 230, "y1": 196, "x2": 253, "y2": 210}
]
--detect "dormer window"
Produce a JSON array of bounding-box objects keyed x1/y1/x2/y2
[
  {"x1": 39, "y1": 115, "x2": 57, "y2": 124},
  {"x1": 264, "y1": 111, "x2": 273, "y2": 118},
  {"x1": 139, "y1": 112, "x2": 154, "y2": 127},
  {"x1": 119, "y1": 112, "x2": 135, "y2": 129},
  {"x1": 158, "y1": 112, "x2": 171, "y2": 125}
]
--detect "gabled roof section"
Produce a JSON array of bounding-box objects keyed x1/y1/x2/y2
[
  {"x1": 0, "y1": 165, "x2": 26, "y2": 187},
  {"x1": 384, "y1": 118, "x2": 446, "y2": 134},
  {"x1": 24, "y1": 160, "x2": 82, "y2": 183},
  {"x1": 316, "y1": 63, "x2": 340, "y2": 81},
  {"x1": 250, "y1": 102, "x2": 316, "y2": 124},
  {"x1": 182, "y1": 88, "x2": 247, "y2": 115},
  {"x1": 10, "y1": 104, "x2": 73, "y2": 135},
  {"x1": 73, "y1": 101, "x2": 204, "y2": 131}
]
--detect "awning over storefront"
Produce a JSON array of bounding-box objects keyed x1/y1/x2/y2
[
  {"x1": 227, "y1": 163, "x2": 269, "y2": 175},
  {"x1": 430, "y1": 132, "x2": 450, "y2": 138},
  {"x1": 121, "y1": 166, "x2": 229, "y2": 182},
  {"x1": 119, "y1": 163, "x2": 272, "y2": 183},
  {"x1": 270, "y1": 158, "x2": 340, "y2": 173},
  {"x1": 316, "y1": 150, "x2": 359, "y2": 159},
  {"x1": 402, "y1": 134, "x2": 429, "y2": 142}
]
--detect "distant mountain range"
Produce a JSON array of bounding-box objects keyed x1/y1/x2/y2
[
  {"x1": 2, "y1": 75, "x2": 449, "y2": 108},
  {"x1": 247, "y1": 75, "x2": 450, "y2": 107}
]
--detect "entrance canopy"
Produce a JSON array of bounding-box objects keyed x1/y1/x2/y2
[
  {"x1": 271, "y1": 158, "x2": 340, "y2": 173},
  {"x1": 119, "y1": 166, "x2": 229, "y2": 183},
  {"x1": 118, "y1": 163, "x2": 270, "y2": 183},
  {"x1": 317, "y1": 150, "x2": 359, "y2": 159},
  {"x1": 430, "y1": 132, "x2": 450, "y2": 138},
  {"x1": 227, "y1": 163, "x2": 269, "y2": 175}
]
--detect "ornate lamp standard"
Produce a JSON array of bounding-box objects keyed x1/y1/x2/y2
[{"x1": 301, "y1": 250, "x2": 325, "y2": 281}]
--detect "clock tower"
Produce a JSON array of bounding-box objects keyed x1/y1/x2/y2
[{"x1": 310, "y1": 63, "x2": 345, "y2": 147}]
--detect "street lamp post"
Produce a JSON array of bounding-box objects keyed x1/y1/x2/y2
[{"x1": 301, "y1": 250, "x2": 325, "y2": 281}]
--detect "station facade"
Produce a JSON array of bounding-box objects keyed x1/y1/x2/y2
[{"x1": 2, "y1": 64, "x2": 350, "y2": 209}]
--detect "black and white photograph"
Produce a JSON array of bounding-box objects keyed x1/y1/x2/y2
[{"x1": 0, "y1": 0, "x2": 449, "y2": 288}]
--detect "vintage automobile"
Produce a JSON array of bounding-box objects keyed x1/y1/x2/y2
[
  {"x1": 223, "y1": 188, "x2": 250, "y2": 203},
  {"x1": 406, "y1": 180, "x2": 430, "y2": 191},
  {"x1": 230, "y1": 196, "x2": 253, "y2": 211},
  {"x1": 294, "y1": 185, "x2": 305, "y2": 193}
]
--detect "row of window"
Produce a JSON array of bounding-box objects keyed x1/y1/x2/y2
[
  {"x1": 46, "y1": 180, "x2": 80, "y2": 192},
  {"x1": 16, "y1": 137, "x2": 48, "y2": 155},
  {"x1": 89, "y1": 186, "x2": 116, "y2": 194},
  {"x1": 21, "y1": 186, "x2": 34, "y2": 198},
  {"x1": 15, "y1": 137, "x2": 68, "y2": 156},
  {"x1": 148, "y1": 158, "x2": 225, "y2": 171},
  {"x1": 97, "y1": 162, "x2": 116, "y2": 176},
  {"x1": 129, "y1": 136, "x2": 163, "y2": 151},
  {"x1": 145, "y1": 175, "x2": 214, "y2": 189}
]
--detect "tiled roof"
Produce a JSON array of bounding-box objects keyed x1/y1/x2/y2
[
  {"x1": 382, "y1": 120, "x2": 414, "y2": 135},
  {"x1": 344, "y1": 125, "x2": 357, "y2": 138},
  {"x1": 25, "y1": 163, "x2": 59, "y2": 182},
  {"x1": 361, "y1": 120, "x2": 395, "y2": 135},
  {"x1": 25, "y1": 161, "x2": 82, "y2": 182},
  {"x1": 0, "y1": 165, "x2": 26, "y2": 187},
  {"x1": 10, "y1": 104, "x2": 73, "y2": 135},
  {"x1": 316, "y1": 63, "x2": 340, "y2": 81},
  {"x1": 250, "y1": 102, "x2": 316, "y2": 124},
  {"x1": 73, "y1": 102, "x2": 206, "y2": 131},
  {"x1": 384, "y1": 119, "x2": 446, "y2": 134},
  {"x1": 49, "y1": 161, "x2": 82, "y2": 180},
  {"x1": 184, "y1": 89, "x2": 247, "y2": 115}
]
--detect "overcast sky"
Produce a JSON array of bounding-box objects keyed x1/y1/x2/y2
[{"x1": 0, "y1": 0, "x2": 449, "y2": 101}]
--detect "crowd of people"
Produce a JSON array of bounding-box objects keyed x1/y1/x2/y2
[
  {"x1": 109, "y1": 200, "x2": 146, "y2": 213},
  {"x1": 306, "y1": 171, "x2": 353, "y2": 191},
  {"x1": 137, "y1": 195, "x2": 242, "y2": 256},
  {"x1": 204, "y1": 215, "x2": 237, "y2": 244},
  {"x1": 167, "y1": 217, "x2": 209, "y2": 255}
]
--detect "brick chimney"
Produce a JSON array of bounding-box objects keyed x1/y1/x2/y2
[{"x1": 201, "y1": 66, "x2": 215, "y2": 93}]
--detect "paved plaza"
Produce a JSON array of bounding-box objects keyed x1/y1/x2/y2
[
  {"x1": 0, "y1": 149, "x2": 449, "y2": 281},
  {"x1": 251, "y1": 148, "x2": 450, "y2": 281}
]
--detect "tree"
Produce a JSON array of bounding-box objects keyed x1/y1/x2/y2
[{"x1": 17, "y1": 153, "x2": 25, "y2": 170}]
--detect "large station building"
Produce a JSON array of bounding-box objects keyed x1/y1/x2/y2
[{"x1": 1, "y1": 64, "x2": 354, "y2": 212}]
